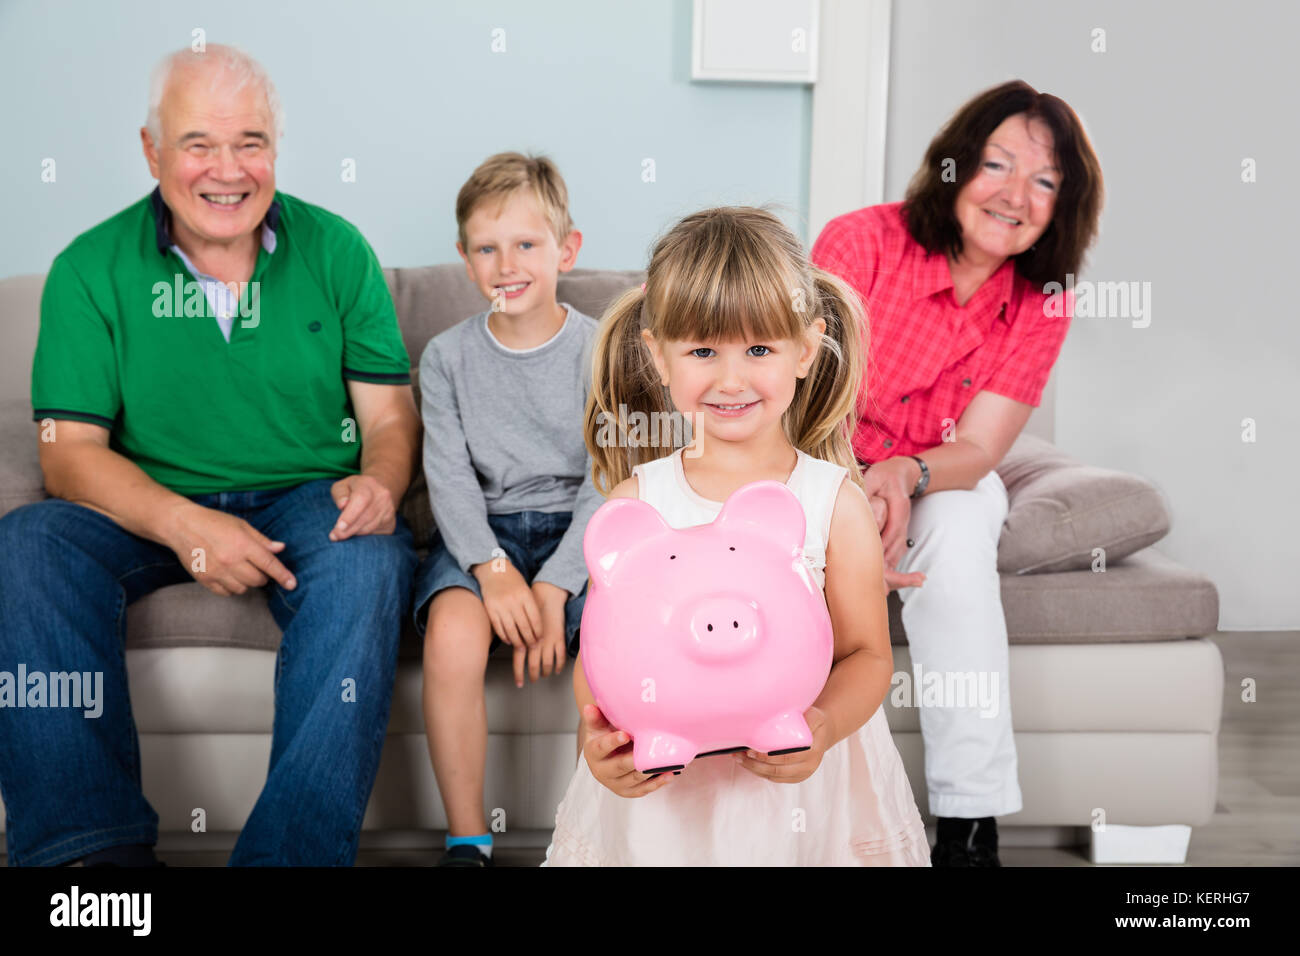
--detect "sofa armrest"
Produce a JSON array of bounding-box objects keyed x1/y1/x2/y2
[{"x1": 0, "y1": 399, "x2": 48, "y2": 519}]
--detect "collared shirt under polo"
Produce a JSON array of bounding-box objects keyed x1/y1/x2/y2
[
  {"x1": 31, "y1": 188, "x2": 411, "y2": 494},
  {"x1": 811, "y1": 201, "x2": 1073, "y2": 464},
  {"x1": 172, "y1": 216, "x2": 278, "y2": 343}
]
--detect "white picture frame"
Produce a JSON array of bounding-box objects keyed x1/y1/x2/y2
[{"x1": 691, "y1": 0, "x2": 819, "y2": 84}]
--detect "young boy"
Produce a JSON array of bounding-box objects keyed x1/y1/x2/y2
[{"x1": 412, "y1": 153, "x2": 601, "y2": 867}]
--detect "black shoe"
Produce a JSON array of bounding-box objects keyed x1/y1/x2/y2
[
  {"x1": 73, "y1": 844, "x2": 164, "y2": 867},
  {"x1": 436, "y1": 844, "x2": 493, "y2": 867},
  {"x1": 930, "y1": 838, "x2": 972, "y2": 866},
  {"x1": 968, "y1": 816, "x2": 1000, "y2": 866},
  {"x1": 967, "y1": 842, "x2": 1002, "y2": 867}
]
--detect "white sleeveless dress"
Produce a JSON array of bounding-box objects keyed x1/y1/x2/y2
[{"x1": 542, "y1": 447, "x2": 931, "y2": 866}]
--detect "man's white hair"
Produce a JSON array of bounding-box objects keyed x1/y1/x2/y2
[{"x1": 145, "y1": 44, "x2": 284, "y2": 143}]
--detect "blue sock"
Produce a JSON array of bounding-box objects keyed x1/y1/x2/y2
[{"x1": 446, "y1": 833, "x2": 493, "y2": 859}]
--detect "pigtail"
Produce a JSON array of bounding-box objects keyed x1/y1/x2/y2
[
  {"x1": 784, "y1": 268, "x2": 868, "y2": 488},
  {"x1": 584, "y1": 286, "x2": 674, "y2": 495}
]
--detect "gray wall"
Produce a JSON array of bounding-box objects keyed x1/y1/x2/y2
[{"x1": 884, "y1": 0, "x2": 1299, "y2": 629}]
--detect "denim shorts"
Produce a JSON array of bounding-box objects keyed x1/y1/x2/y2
[{"x1": 412, "y1": 510, "x2": 586, "y2": 658}]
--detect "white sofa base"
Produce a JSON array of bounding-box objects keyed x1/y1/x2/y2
[{"x1": 0, "y1": 639, "x2": 1222, "y2": 866}]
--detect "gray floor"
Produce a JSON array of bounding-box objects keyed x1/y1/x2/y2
[{"x1": 6, "y1": 630, "x2": 1297, "y2": 867}]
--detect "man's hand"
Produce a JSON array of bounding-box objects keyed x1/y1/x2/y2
[
  {"x1": 733, "y1": 706, "x2": 833, "y2": 784},
  {"x1": 165, "y1": 501, "x2": 296, "y2": 597},
  {"x1": 329, "y1": 474, "x2": 398, "y2": 540},
  {"x1": 519, "y1": 580, "x2": 569, "y2": 685},
  {"x1": 472, "y1": 558, "x2": 542, "y2": 684}
]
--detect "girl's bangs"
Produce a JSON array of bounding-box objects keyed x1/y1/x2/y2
[{"x1": 655, "y1": 259, "x2": 805, "y2": 344}]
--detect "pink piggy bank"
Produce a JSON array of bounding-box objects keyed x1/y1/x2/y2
[{"x1": 580, "y1": 480, "x2": 834, "y2": 774}]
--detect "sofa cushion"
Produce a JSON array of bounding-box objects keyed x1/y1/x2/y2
[
  {"x1": 887, "y1": 547, "x2": 1219, "y2": 645},
  {"x1": 388, "y1": 264, "x2": 645, "y2": 548},
  {"x1": 995, "y1": 433, "x2": 1171, "y2": 574},
  {"x1": 126, "y1": 544, "x2": 1218, "y2": 656}
]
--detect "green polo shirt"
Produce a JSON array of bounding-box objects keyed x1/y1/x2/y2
[{"x1": 31, "y1": 189, "x2": 411, "y2": 494}]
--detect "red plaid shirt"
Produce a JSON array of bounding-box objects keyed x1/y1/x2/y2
[{"x1": 811, "y1": 202, "x2": 1071, "y2": 465}]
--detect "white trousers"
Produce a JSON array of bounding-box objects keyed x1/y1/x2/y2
[{"x1": 892, "y1": 469, "x2": 1023, "y2": 818}]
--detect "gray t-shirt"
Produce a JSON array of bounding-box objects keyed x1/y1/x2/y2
[{"x1": 418, "y1": 302, "x2": 602, "y2": 596}]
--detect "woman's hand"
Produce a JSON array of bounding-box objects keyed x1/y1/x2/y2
[
  {"x1": 733, "y1": 706, "x2": 833, "y2": 784},
  {"x1": 860, "y1": 457, "x2": 917, "y2": 566},
  {"x1": 580, "y1": 705, "x2": 676, "y2": 798},
  {"x1": 863, "y1": 465, "x2": 926, "y2": 590}
]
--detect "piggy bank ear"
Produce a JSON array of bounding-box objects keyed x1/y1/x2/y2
[
  {"x1": 583, "y1": 497, "x2": 672, "y2": 587},
  {"x1": 714, "y1": 480, "x2": 806, "y2": 554}
]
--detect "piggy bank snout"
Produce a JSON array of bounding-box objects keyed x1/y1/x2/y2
[{"x1": 685, "y1": 596, "x2": 760, "y2": 660}]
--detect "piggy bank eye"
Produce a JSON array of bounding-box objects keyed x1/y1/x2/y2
[
  {"x1": 729, "y1": 546, "x2": 736, "y2": 551},
  {"x1": 669, "y1": 554, "x2": 676, "y2": 560}
]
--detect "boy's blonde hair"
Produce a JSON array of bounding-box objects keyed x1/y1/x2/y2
[
  {"x1": 455, "y1": 152, "x2": 575, "y2": 251},
  {"x1": 585, "y1": 206, "x2": 869, "y2": 496}
]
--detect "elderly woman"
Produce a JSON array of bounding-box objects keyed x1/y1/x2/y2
[{"x1": 812, "y1": 80, "x2": 1103, "y2": 867}]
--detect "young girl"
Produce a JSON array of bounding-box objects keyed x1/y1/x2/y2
[{"x1": 543, "y1": 207, "x2": 929, "y2": 866}]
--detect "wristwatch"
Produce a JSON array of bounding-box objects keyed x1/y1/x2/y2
[{"x1": 908, "y1": 455, "x2": 930, "y2": 499}]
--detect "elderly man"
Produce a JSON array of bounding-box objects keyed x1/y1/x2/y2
[{"x1": 0, "y1": 45, "x2": 420, "y2": 866}]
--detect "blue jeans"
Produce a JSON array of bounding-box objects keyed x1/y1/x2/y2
[
  {"x1": 412, "y1": 510, "x2": 587, "y2": 658},
  {"x1": 0, "y1": 478, "x2": 416, "y2": 866}
]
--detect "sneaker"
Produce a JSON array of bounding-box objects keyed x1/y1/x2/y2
[{"x1": 436, "y1": 844, "x2": 493, "y2": 867}]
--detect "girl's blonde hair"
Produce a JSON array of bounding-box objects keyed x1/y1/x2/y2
[{"x1": 585, "y1": 206, "x2": 868, "y2": 496}]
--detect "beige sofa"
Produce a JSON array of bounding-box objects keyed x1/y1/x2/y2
[{"x1": 0, "y1": 266, "x2": 1222, "y2": 864}]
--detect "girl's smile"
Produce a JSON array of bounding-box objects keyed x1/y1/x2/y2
[{"x1": 703, "y1": 399, "x2": 759, "y2": 418}]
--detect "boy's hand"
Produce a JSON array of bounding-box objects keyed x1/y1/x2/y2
[
  {"x1": 520, "y1": 580, "x2": 569, "y2": 685},
  {"x1": 733, "y1": 706, "x2": 832, "y2": 784},
  {"x1": 580, "y1": 705, "x2": 675, "y2": 799},
  {"x1": 472, "y1": 559, "x2": 541, "y2": 657}
]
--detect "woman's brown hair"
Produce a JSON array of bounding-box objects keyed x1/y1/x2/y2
[
  {"x1": 903, "y1": 80, "x2": 1104, "y2": 286},
  {"x1": 585, "y1": 206, "x2": 867, "y2": 496}
]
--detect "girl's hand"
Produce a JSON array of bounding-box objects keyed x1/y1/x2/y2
[
  {"x1": 733, "y1": 706, "x2": 833, "y2": 784},
  {"x1": 580, "y1": 704, "x2": 676, "y2": 799}
]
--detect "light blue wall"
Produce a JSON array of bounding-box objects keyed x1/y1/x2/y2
[{"x1": 0, "y1": 0, "x2": 811, "y2": 277}]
